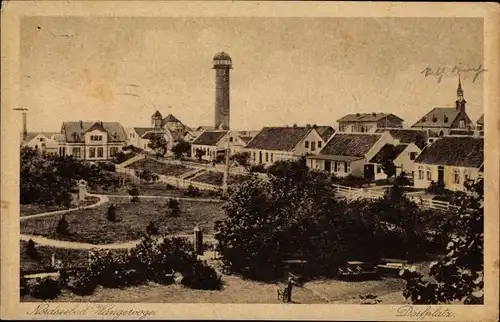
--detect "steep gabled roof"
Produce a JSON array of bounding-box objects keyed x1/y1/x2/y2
[
  {"x1": 411, "y1": 107, "x2": 460, "y2": 128},
  {"x1": 163, "y1": 114, "x2": 182, "y2": 124},
  {"x1": 337, "y1": 113, "x2": 403, "y2": 123},
  {"x1": 192, "y1": 130, "x2": 228, "y2": 146},
  {"x1": 375, "y1": 128, "x2": 427, "y2": 144},
  {"x1": 22, "y1": 132, "x2": 60, "y2": 143},
  {"x1": 414, "y1": 136, "x2": 483, "y2": 167},
  {"x1": 152, "y1": 110, "x2": 163, "y2": 118},
  {"x1": 319, "y1": 133, "x2": 382, "y2": 157},
  {"x1": 239, "y1": 136, "x2": 253, "y2": 144},
  {"x1": 62, "y1": 121, "x2": 127, "y2": 143},
  {"x1": 133, "y1": 127, "x2": 158, "y2": 138},
  {"x1": 244, "y1": 127, "x2": 313, "y2": 151},
  {"x1": 315, "y1": 126, "x2": 336, "y2": 142},
  {"x1": 142, "y1": 132, "x2": 164, "y2": 140},
  {"x1": 369, "y1": 144, "x2": 408, "y2": 164}
]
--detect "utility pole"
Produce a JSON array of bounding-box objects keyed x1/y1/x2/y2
[{"x1": 222, "y1": 131, "x2": 230, "y2": 191}]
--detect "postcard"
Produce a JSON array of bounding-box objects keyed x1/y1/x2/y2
[{"x1": 1, "y1": 1, "x2": 499, "y2": 320}]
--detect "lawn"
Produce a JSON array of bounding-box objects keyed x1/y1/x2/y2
[
  {"x1": 20, "y1": 197, "x2": 101, "y2": 217},
  {"x1": 91, "y1": 182, "x2": 221, "y2": 199},
  {"x1": 20, "y1": 198, "x2": 224, "y2": 244},
  {"x1": 20, "y1": 241, "x2": 128, "y2": 275},
  {"x1": 192, "y1": 171, "x2": 251, "y2": 186},
  {"x1": 20, "y1": 273, "x2": 408, "y2": 304},
  {"x1": 127, "y1": 159, "x2": 193, "y2": 177}
]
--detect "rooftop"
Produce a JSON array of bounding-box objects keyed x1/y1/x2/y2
[
  {"x1": 319, "y1": 133, "x2": 383, "y2": 157},
  {"x1": 244, "y1": 126, "x2": 313, "y2": 151},
  {"x1": 414, "y1": 136, "x2": 483, "y2": 167},
  {"x1": 192, "y1": 130, "x2": 228, "y2": 146}
]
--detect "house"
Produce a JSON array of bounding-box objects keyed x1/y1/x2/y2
[
  {"x1": 243, "y1": 125, "x2": 328, "y2": 167},
  {"x1": 191, "y1": 130, "x2": 229, "y2": 161},
  {"x1": 411, "y1": 78, "x2": 475, "y2": 137},
  {"x1": 368, "y1": 143, "x2": 422, "y2": 180},
  {"x1": 413, "y1": 136, "x2": 483, "y2": 192},
  {"x1": 60, "y1": 121, "x2": 128, "y2": 160},
  {"x1": 337, "y1": 113, "x2": 404, "y2": 133},
  {"x1": 21, "y1": 132, "x2": 60, "y2": 152},
  {"x1": 306, "y1": 132, "x2": 396, "y2": 179},
  {"x1": 477, "y1": 114, "x2": 484, "y2": 136},
  {"x1": 375, "y1": 128, "x2": 428, "y2": 149}
]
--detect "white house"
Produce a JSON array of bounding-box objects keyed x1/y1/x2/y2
[
  {"x1": 243, "y1": 125, "x2": 331, "y2": 167},
  {"x1": 21, "y1": 132, "x2": 60, "y2": 152},
  {"x1": 413, "y1": 136, "x2": 483, "y2": 191},
  {"x1": 191, "y1": 130, "x2": 230, "y2": 161},
  {"x1": 60, "y1": 121, "x2": 128, "y2": 161},
  {"x1": 368, "y1": 143, "x2": 422, "y2": 180},
  {"x1": 306, "y1": 132, "x2": 396, "y2": 179}
]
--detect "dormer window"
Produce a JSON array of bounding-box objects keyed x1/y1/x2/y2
[
  {"x1": 459, "y1": 119, "x2": 466, "y2": 128},
  {"x1": 422, "y1": 117, "x2": 427, "y2": 122},
  {"x1": 432, "y1": 116, "x2": 438, "y2": 123},
  {"x1": 444, "y1": 116, "x2": 449, "y2": 123}
]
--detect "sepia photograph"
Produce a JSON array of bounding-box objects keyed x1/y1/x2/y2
[{"x1": 1, "y1": 1, "x2": 499, "y2": 320}]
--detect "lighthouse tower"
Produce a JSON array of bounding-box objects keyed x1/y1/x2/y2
[{"x1": 213, "y1": 52, "x2": 232, "y2": 130}]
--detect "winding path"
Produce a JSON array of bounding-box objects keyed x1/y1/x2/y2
[{"x1": 20, "y1": 193, "x2": 217, "y2": 250}]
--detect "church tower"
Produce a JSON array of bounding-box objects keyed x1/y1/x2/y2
[
  {"x1": 152, "y1": 110, "x2": 163, "y2": 129},
  {"x1": 455, "y1": 74, "x2": 467, "y2": 113},
  {"x1": 213, "y1": 52, "x2": 232, "y2": 130}
]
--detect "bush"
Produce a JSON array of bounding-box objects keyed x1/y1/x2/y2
[
  {"x1": 97, "y1": 161, "x2": 116, "y2": 172},
  {"x1": 89, "y1": 251, "x2": 145, "y2": 289},
  {"x1": 26, "y1": 239, "x2": 38, "y2": 259},
  {"x1": 181, "y1": 261, "x2": 222, "y2": 290},
  {"x1": 426, "y1": 181, "x2": 451, "y2": 196},
  {"x1": 107, "y1": 204, "x2": 117, "y2": 222},
  {"x1": 20, "y1": 276, "x2": 28, "y2": 297},
  {"x1": 250, "y1": 164, "x2": 266, "y2": 173},
  {"x1": 31, "y1": 277, "x2": 61, "y2": 299},
  {"x1": 146, "y1": 221, "x2": 159, "y2": 235},
  {"x1": 184, "y1": 185, "x2": 202, "y2": 197},
  {"x1": 166, "y1": 198, "x2": 180, "y2": 217},
  {"x1": 128, "y1": 185, "x2": 140, "y2": 202},
  {"x1": 66, "y1": 268, "x2": 98, "y2": 296},
  {"x1": 56, "y1": 215, "x2": 70, "y2": 235}
]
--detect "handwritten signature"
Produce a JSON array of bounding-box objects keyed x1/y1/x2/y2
[
  {"x1": 396, "y1": 305, "x2": 455, "y2": 320},
  {"x1": 421, "y1": 64, "x2": 487, "y2": 83}
]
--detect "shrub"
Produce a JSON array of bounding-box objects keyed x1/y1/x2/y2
[
  {"x1": 426, "y1": 181, "x2": 451, "y2": 196},
  {"x1": 107, "y1": 204, "x2": 117, "y2": 222},
  {"x1": 56, "y1": 215, "x2": 70, "y2": 235},
  {"x1": 165, "y1": 183, "x2": 175, "y2": 190},
  {"x1": 26, "y1": 239, "x2": 38, "y2": 259},
  {"x1": 128, "y1": 185, "x2": 140, "y2": 202},
  {"x1": 146, "y1": 221, "x2": 160, "y2": 235},
  {"x1": 89, "y1": 251, "x2": 144, "y2": 289},
  {"x1": 184, "y1": 185, "x2": 202, "y2": 197},
  {"x1": 97, "y1": 161, "x2": 116, "y2": 172},
  {"x1": 250, "y1": 164, "x2": 266, "y2": 173},
  {"x1": 166, "y1": 198, "x2": 181, "y2": 217},
  {"x1": 66, "y1": 268, "x2": 98, "y2": 296},
  {"x1": 181, "y1": 261, "x2": 222, "y2": 290},
  {"x1": 20, "y1": 276, "x2": 28, "y2": 297},
  {"x1": 31, "y1": 277, "x2": 61, "y2": 299}
]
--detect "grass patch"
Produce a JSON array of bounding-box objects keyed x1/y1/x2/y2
[
  {"x1": 91, "y1": 182, "x2": 220, "y2": 199},
  {"x1": 192, "y1": 171, "x2": 251, "y2": 186},
  {"x1": 127, "y1": 159, "x2": 193, "y2": 177},
  {"x1": 21, "y1": 198, "x2": 224, "y2": 245},
  {"x1": 20, "y1": 197, "x2": 101, "y2": 217}
]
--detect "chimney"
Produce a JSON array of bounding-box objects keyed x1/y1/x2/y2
[
  {"x1": 80, "y1": 120, "x2": 83, "y2": 129},
  {"x1": 22, "y1": 110, "x2": 27, "y2": 140}
]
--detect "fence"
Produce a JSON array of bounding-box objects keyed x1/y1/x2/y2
[{"x1": 332, "y1": 183, "x2": 456, "y2": 211}]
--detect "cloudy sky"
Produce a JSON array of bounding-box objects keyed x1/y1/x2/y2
[{"x1": 20, "y1": 17, "x2": 484, "y2": 132}]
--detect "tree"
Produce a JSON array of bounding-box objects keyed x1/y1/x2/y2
[
  {"x1": 147, "y1": 134, "x2": 168, "y2": 159},
  {"x1": 56, "y1": 215, "x2": 70, "y2": 235},
  {"x1": 128, "y1": 185, "x2": 140, "y2": 202},
  {"x1": 26, "y1": 239, "x2": 38, "y2": 259},
  {"x1": 400, "y1": 180, "x2": 484, "y2": 304},
  {"x1": 107, "y1": 204, "x2": 117, "y2": 222},
  {"x1": 146, "y1": 220, "x2": 159, "y2": 235},
  {"x1": 171, "y1": 140, "x2": 191, "y2": 159},
  {"x1": 195, "y1": 148, "x2": 206, "y2": 161},
  {"x1": 229, "y1": 152, "x2": 251, "y2": 172}
]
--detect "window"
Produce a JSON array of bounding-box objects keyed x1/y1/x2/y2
[
  {"x1": 72, "y1": 148, "x2": 80, "y2": 159},
  {"x1": 377, "y1": 166, "x2": 382, "y2": 174},
  {"x1": 89, "y1": 147, "x2": 96, "y2": 158},
  {"x1": 270, "y1": 153, "x2": 274, "y2": 162},
  {"x1": 345, "y1": 162, "x2": 350, "y2": 173},
  {"x1": 39, "y1": 137, "x2": 45, "y2": 142},
  {"x1": 410, "y1": 152, "x2": 418, "y2": 161},
  {"x1": 418, "y1": 166, "x2": 424, "y2": 180},
  {"x1": 97, "y1": 147, "x2": 104, "y2": 158},
  {"x1": 305, "y1": 141, "x2": 309, "y2": 148},
  {"x1": 110, "y1": 147, "x2": 118, "y2": 157},
  {"x1": 265, "y1": 152, "x2": 269, "y2": 162},
  {"x1": 253, "y1": 152, "x2": 256, "y2": 162},
  {"x1": 229, "y1": 137, "x2": 233, "y2": 142},
  {"x1": 318, "y1": 141, "x2": 322, "y2": 148},
  {"x1": 90, "y1": 135, "x2": 103, "y2": 141},
  {"x1": 311, "y1": 141, "x2": 316, "y2": 152},
  {"x1": 459, "y1": 119, "x2": 466, "y2": 128},
  {"x1": 426, "y1": 167, "x2": 432, "y2": 181},
  {"x1": 464, "y1": 169, "x2": 470, "y2": 182},
  {"x1": 444, "y1": 116, "x2": 449, "y2": 123},
  {"x1": 453, "y1": 168, "x2": 461, "y2": 184},
  {"x1": 334, "y1": 161, "x2": 338, "y2": 172}
]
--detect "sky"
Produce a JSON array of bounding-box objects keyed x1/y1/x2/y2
[{"x1": 20, "y1": 17, "x2": 484, "y2": 132}]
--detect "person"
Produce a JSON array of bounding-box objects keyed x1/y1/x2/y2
[
  {"x1": 286, "y1": 276, "x2": 296, "y2": 303},
  {"x1": 212, "y1": 160, "x2": 216, "y2": 167}
]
